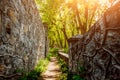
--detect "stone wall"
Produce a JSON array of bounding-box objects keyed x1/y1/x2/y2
[
  {"x1": 68, "y1": 2, "x2": 120, "y2": 80},
  {"x1": 68, "y1": 35, "x2": 83, "y2": 73},
  {"x1": 43, "y1": 23, "x2": 49, "y2": 57},
  {"x1": 0, "y1": 0, "x2": 45, "y2": 77}
]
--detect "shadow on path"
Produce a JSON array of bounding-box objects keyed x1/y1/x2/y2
[{"x1": 41, "y1": 57, "x2": 61, "y2": 80}]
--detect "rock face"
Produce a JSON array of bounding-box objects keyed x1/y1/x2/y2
[
  {"x1": 0, "y1": 0, "x2": 45, "y2": 77},
  {"x1": 43, "y1": 23, "x2": 49, "y2": 58},
  {"x1": 68, "y1": 2, "x2": 120, "y2": 80},
  {"x1": 68, "y1": 35, "x2": 83, "y2": 73}
]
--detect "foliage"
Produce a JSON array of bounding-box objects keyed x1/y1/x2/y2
[
  {"x1": 35, "y1": 58, "x2": 49, "y2": 73},
  {"x1": 60, "y1": 73, "x2": 68, "y2": 80},
  {"x1": 68, "y1": 73, "x2": 86, "y2": 80},
  {"x1": 17, "y1": 48, "x2": 60, "y2": 80},
  {"x1": 72, "y1": 75, "x2": 86, "y2": 80},
  {"x1": 35, "y1": 0, "x2": 111, "y2": 48},
  {"x1": 58, "y1": 58, "x2": 68, "y2": 73},
  {"x1": 57, "y1": 61, "x2": 86, "y2": 80},
  {"x1": 47, "y1": 48, "x2": 59, "y2": 58},
  {"x1": 78, "y1": 66, "x2": 86, "y2": 76},
  {"x1": 15, "y1": 68, "x2": 40, "y2": 80},
  {"x1": 48, "y1": 48, "x2": 68, "y2": 80},
  {"x1": 18, "y1": 70, "x2": 40, "y2": 80},
  {"x1": 72, "y1": 66, "x2": 86, "y2": 80},
  {"x1": 63, "y1": 48, "x2": 68, "y2": 53},
  {"x1": 17, "y1": 57, "x2": 49, "y2": 80},
  {"x1": 54, "y1": 48, "x2": 86, "y2": 80},
  {"x1": 14, "y1": 68, "x2": 25, "y2": 74},
  {"x1": 49, "y1": 48, "x2": 59, "y2": 54},
  {"x1": 67, "y1": 65, "x2": 86, "y2": 80},
  {"x1": 57, "y1": 55, "x2": 68, "y2": 80}
]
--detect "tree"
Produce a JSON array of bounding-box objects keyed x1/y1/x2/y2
[{"x1": 35, "y1": 0, "x2": 110, "y2": 48}]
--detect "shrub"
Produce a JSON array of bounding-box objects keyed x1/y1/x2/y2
[
  {"x1": 18, "y1": 70, "x2": 40, "y2": 80},
  {"x1": 35, "y1": 59, "x2": 49, "y2": 73},
  {"x1": 18, "y1": 58, "x2": 49, "y2": 80},
  {"x1": 57, "y1": 56, "x2": 68, "y2": 80}
]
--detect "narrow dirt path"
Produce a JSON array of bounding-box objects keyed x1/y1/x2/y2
[{"x1": 41, "y1": 57, "x2": 61, "y2": 80}]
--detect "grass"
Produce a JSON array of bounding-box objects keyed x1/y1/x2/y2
[
  {"x1": 17, "y1": 48, "x2": 58, "y2": 80},
  {"x1": 43, "y1": 48, "x2": 68, "y2": 80},
  {"x1": 63, "y1": 48, "x2": 69, "y2": 53},
  {"x1": 54, "y1": 48, "x2": 86, "y2": 80},
  {"x1": 35, "y1": 58, "x2": 49, "y2": 73},
  {"x1": 56, "y1": 50, "x2": 68, "y2": 80},
  {"x1": 18, "y1": 70, "x2": 40, "y2": 80},
  {"x1": 17, "y1": 58, "x2": 49, "y2": 80},
  {"x1": 17, "y1": 48, "x2": 86, "y2": 80},
  {"x1": 58, "y1": 58, "x2": 68, "y2": 80},
  {"x1": 17, "y1": 54, "x2": 50, "y2": 80},
  {"x1": 48, "y1": 48, "x2": 68, "y2": 80}
]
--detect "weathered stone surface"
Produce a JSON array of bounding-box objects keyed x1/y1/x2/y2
[
  {"x1": 68, "y1": 2, "x2": 120, "y2": 80},
  {"x1": 43, "y1": 23, "x2": 49, "y2": 57},
  {"x1": 68, "y1": 34, "x2": 83, "y2": 73},
  {"x1": 0, "y1": 0, "x2": 45, "y2": 78}
]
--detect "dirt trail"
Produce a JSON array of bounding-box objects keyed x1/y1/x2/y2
[{"x1": 41, "y1": 57, "x2": 61, "y2": 80}]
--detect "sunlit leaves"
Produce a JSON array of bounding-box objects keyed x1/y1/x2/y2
[{"x1": 35, "y1": 0, "x2": 110, "y2": 48}]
